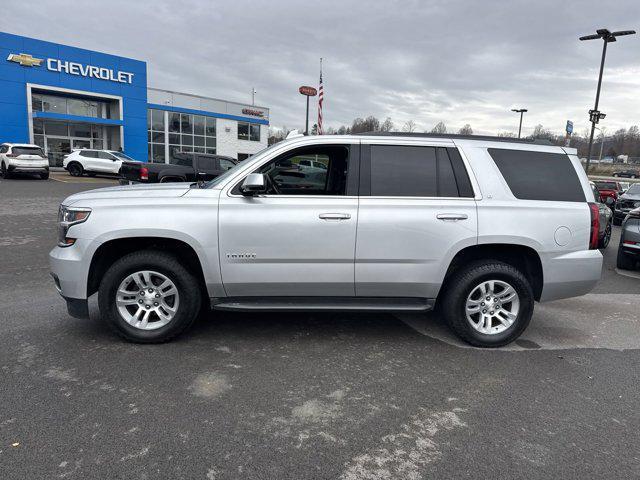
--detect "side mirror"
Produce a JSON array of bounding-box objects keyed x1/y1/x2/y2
[{"x1": 241, "y1": 173, "x2": 267, "y2": 196}]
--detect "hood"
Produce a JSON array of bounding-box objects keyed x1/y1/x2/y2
[{"x1": 62, "y1": 183, "x2": 192, "y2": 206}]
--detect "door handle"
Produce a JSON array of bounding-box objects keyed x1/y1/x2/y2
[
  {"x1": 319, "y1": 213, "x2": 351, "y2": 220},
  {"x1": 436, "y1": 213, "x2": 468, "y2": 221}
]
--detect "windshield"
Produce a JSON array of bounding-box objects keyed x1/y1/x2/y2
[
  {"x1": 111, "y1": 151, "x2": 134, "y2": 161},
  {"x1": 204, "y1": 144, "x2": 277, "y2": 188},
  {"x1": 627, "y1": 184, "x2": 640, "y2": 195}
]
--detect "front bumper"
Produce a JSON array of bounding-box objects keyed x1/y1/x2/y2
[
  {"x1": 539, "y1": 249, "x2": 603, "y2": 302},
  {"x1": 50, "y1": 242, "x2": 92, "y2": 319}
]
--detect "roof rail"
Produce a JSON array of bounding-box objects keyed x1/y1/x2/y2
[{"x1": 354, "y1": 131, "x2": 554, "y2": 145}]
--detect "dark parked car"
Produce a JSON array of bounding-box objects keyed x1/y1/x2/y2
[
  {"x1": 617, "y1": 207, "x2": 640, "y2": 270},
  {"x1": 120, "y1": 152, "x2": 237, "y2": 184},
  {"x1": 612, "y1": 168, "x2": 640, "y2": 179},
  {"x1": 614, "y1": 183, "x2": 640, "y2": 225},
  {"x1": 590, "y1": 182, "x2": 613, "y2": 248}
]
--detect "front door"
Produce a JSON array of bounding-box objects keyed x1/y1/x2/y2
[
  {"x1": 46, "y1": 138, "x2": 71, "y2": 167},
  {"x1": 218, "y1": 143, "x2": 359, "y2": 297}
]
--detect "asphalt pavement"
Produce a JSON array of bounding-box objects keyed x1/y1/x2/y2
[{"x1": 1, "y1": 174, "x2": 639, "y2": 479}]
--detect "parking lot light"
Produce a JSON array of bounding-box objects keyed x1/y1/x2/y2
[
  {"x1": 511, "y1": 108, "x2": 528, "y2": 138},
  {"x1": 579, "y1": 28, "x2": 636, "y2": 174}
]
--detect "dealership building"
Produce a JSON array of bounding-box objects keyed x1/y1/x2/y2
[{"x1": 0, "y1": 32, "x2": 269, "y2": 165}]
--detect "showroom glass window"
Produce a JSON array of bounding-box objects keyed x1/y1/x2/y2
[
  {"x1": 31, "y1": 93, "x2": 111, "y2": 119},
  {"x1": 32, "y1": 119, "x2": 105, "y2": 151},
  {"x1": 147, "y1": 109, "x2": 166, "y2": 163},
  {"x1": 164, "y1": 111, "x2": 216, "y2": 164},
  {"x1": 238, "y1": 122, "x2": 260, "y2": 141}
]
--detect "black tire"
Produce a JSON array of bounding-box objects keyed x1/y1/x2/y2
[
  {"x1": 67, "y1": 162, "x2": 83, "y2": 177},
  {"x1": 439, "y1": 261, "x2": 534, "y2": 348},
  {"x1": 598, "y1": 221, "x2": 612, "y2": 249},
  {"x1": 98, "y1": 250, "x2": 202, "y2": 343},
  {"x1": 617, "y1": 246, "x2": 637, "y2": 270},
  {"x1": 1, "y1": 162, "x2": 11, "y2": 179},
  {"x1": 40, "y1": 171, "x2": 49, "y2": 180}
]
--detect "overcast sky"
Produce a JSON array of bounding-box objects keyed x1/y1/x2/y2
[{"x1": 4, "y1": 0, "x2": 639, "y2": 136}]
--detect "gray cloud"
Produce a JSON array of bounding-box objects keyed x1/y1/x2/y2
[{"x1": 3, "y1": 0, "x2": 639, "y2": 135}]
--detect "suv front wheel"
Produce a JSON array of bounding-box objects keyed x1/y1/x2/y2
[
  {"x1": 440, "y1": 261, "x2": 534, "y2": 347},
  {"x1": 98, "y1": 250, "x2": 202, "y2": 343}
]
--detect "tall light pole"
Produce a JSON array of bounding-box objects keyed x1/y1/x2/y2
[
  {"x1": 594, "y1": 126, "x2": 606, "y2": 161},
  {"x1": 251, "y1": 87, "x2": 257, "y2": 106},
  {"x1": 579, "y1": 28, "x2": 636, "y2": 173},
  {"x1": 511, "y1": 108, "x2": 527, "y2": 138}
]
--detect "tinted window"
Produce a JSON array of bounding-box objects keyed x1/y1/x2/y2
[
  {"x1": 219, "y1": 159, "x2": 236, "y2": 170},
  {"x1": 171, "y1": 155, "x2": 193, "y2": 167},
  {"x1": 79, "y1": 150, "x2": 98, "y2": 158},
  {"x1": 370, "y1": 145, "x2": 438, "y2": 197},
  {"x1": 488, "y1": 148, "x2": 585, "y2": 202},
  {"x1": 12, "y1": 147, "x2": 45, "y2": 157},
  {"x1": 238, "y1": 122, "x2": 249, "y2": 140},
  {"x1": 594, "y1": 181, "x2": 617, "y2": 190},
  {"x1": 98, "y1": 151, "x2": 115, "y2": 160},
  {"x1": 198, "y1": 157, "x2": 216, "y2": 170},
  {"x1": 244, "y1": 145, "x2": 349, "y2": 196}
]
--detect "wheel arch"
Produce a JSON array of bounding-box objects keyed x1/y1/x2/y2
[
  {"x1": 87, "y1": 236, "x2": 209, "y2": 299},
  {"x1": 441, "y1": 243, "x2": 544, "y2": 301}
]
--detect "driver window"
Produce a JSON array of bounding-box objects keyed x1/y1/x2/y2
[{"x1": 250, "y1": 145, "x2": 350, "y2": 196}]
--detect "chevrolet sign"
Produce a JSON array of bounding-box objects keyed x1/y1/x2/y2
[
  {"x1": 47, "y1": 59, "x2": 134, "y2": 84},
  {"x1": 7, "y1": 52, "x2": 134, "y2": 84}
]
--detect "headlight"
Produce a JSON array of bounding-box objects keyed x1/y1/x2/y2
[{"x1": 57, "y1": 205, "x2": 91, "y2": 247}]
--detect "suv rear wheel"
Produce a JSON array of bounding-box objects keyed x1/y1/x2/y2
[
  {"x1": 67, "y1": 162, "x2": 83, "y2": 177},
  {"x1": 440, "y1": 261, "x2": 534, "y2": 347},
  {"x1": 98, "y1": 250, "x2": 202, "y2": 343}
]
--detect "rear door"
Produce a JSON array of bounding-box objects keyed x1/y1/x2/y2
[
  {"x1": 355, "y1": 142, "x2": 478, "y2": 298},
  {"x1": 195, "y1": 156, "x2": 222, "y2": 181}
]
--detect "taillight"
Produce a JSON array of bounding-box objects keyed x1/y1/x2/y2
[
  {"x1": 140, "y1": 166, "x2": 149, "y2": 181},
  {"x1": 588, "y1": 202, "x2": 600, "y2": 250}
]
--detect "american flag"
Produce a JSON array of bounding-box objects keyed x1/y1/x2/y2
[{"x1": 317, "y1": 59, "x2": 324, "y2": 135}]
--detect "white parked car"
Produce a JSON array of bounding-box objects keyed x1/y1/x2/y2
[
  {"x1": 0, "y1": 143, "x2": 49, "y2": 179},
  {"x1": 63, "y1": 149, "x2": 138, "y2": 177}
]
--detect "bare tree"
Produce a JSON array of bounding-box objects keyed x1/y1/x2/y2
[
  {"x1": 380, "y1": 117, "x2": 394, "y2": 132},
  {"x1": 430, "y1": 121, "x2": 447, "y2": 134},
  {"x1": 458, "y1": 124, "x2": 473, "y2": 135},
  {"x1": 402, "y1": 120, "x2": 417, "y2": 132}
]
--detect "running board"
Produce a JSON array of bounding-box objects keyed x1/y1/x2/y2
[{"x1": 211, "y1": 297, "x2": 435, "y2": 312}]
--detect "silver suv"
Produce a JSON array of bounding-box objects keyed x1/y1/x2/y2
[{"x1": 50, "y1": 133, "x2": 603, "y2": 347}]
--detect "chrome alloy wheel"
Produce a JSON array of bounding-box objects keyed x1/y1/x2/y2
[
  {"x1": 115, "y1": 270, "x2": 180, "y2": 330},
  {"x1": 465, "y1": 280, "x2": 520, "y2": 335}
]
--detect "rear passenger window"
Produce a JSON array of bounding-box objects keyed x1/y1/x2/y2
[
  {"x1": 369, "y1": 145, "x2": 473, "y2": 197},
  {"x1": 488, "y1": 148, "x2": 585, "y2": 202}
]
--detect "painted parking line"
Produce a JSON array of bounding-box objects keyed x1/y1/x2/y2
[
  {"x1": 615, "y1": 268, "x2": 640, "y2": 280},
  {"x1": 397, "y1": 293, "x2": 640, "y2": 351}
]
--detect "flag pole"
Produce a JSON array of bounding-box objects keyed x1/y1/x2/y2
[{"x1": 317, "y1": 57, "x2": 323, "y2": 135}]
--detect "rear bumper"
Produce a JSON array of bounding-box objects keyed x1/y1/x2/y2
[
  {"x1": 8, "y1": 163, "x2": 49, "y2": 173},
  {"x1": 540, "y1": 249, "x2": 603, "y2": 302}
]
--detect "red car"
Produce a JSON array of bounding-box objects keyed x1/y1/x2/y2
[{"x1": 593, "y1": 181, "x2": 621, "y2": 207}]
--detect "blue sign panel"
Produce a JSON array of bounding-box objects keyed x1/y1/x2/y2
[
  {"x1": 566, "y1": 120, "x2": 573, "y2": 135},
  {"x1": 0, "y1": 31, "x2": 148, "y2": 161}
]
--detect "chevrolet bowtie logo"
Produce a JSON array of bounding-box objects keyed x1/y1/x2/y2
[{"x1": 7, "y1": 53, "x2": 43, "y2": 67}]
